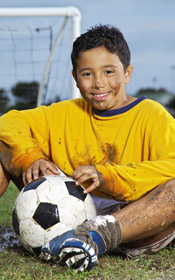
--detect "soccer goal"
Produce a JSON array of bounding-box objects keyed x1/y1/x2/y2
[{"x1": 0, "y1": 7, "x2": 81, "y2": 111}]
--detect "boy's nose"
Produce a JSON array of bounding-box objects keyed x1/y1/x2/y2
[{"x1": 92, "y1": 76, "x2": 105, "y2": 89}]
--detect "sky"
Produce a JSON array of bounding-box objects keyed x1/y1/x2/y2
[{"x1": 0, "y1": 0, "x2": 175, "y2": 96}]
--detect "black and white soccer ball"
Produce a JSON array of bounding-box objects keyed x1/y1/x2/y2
[{"x1": 12, "y1": 175, "x2": 96, "y2": 255}]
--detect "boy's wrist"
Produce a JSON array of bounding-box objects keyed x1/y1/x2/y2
[{"x1": 94, "y1": 164, "x2": 109, "y2": 191}]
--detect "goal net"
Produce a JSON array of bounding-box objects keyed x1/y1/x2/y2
[{"x1": 0, "y1": 7, "x2": 81, "y2": 114}]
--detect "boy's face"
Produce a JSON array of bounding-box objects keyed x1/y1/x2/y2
[{"x1": 72, "y1": 46, "x2": 133, "y2": 111}]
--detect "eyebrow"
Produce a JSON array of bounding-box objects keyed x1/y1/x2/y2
[
  {"x1": 78, "y1": 67, "x2": 91, "y2": 73},
  {"x1": 78, "y1": 64, "x2": 118, "y2": 73},
  {"x1": 103, "y1": 64, "x2": 118, "y2": 68}
]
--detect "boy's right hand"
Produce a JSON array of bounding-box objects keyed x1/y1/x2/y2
[{"x1": 22, "y1": 159, "x2": 60, "y2": 185}]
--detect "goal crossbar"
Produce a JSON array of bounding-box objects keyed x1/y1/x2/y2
[{"x1": 0, "y1": 7, "x2": 81, "y2": 106}]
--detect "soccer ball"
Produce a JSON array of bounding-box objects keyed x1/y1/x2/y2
[{"x1": 12, "y1": 175, "x2": 96, "y2": 255}]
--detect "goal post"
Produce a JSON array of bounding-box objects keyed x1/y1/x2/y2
[{"x1": 0, "y1": 6, "x2": 81, "y2": 108}]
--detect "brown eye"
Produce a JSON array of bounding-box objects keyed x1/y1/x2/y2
[
  {"x1": 105, "y1": 70, "x2": 114, "y2": 74},
  {"x1": 83, "y1": 73, "x2": 91, "y2": 77}
]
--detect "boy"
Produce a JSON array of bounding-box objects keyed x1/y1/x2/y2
[{"x1": 1, "y1": 25, "x2": 175, "y2": 271}]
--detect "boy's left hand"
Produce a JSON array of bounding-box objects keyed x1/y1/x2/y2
[{"x1": 72, "y1": 165, "x2": 100, "y2": 194}]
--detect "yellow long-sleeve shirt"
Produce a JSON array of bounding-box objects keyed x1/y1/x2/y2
[{"x1": 0, "y1": 96, "x2": 175, "y2": 201}]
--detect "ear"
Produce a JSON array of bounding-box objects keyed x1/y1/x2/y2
[
  {"x1": 125, "y1": 64, "x2": 133, "y2": 84},
  {"x1": 72, "y1": 70, "x2": 79, "y2": 88},
  {"x1": 72, "y1": 70, "x2": 77, "y2": 82}
]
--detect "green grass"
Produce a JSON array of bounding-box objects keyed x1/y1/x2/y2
[
  {"x1": 0, "y1": 182, "x2": 19, "y2": 225},
  {"x1": 1, "y1": 182, "x2": 175, "y2": 279}
]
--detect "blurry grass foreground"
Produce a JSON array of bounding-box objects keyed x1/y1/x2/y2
[{"x1": 1, "y1": 182, "x2": 175, "y2": 279}]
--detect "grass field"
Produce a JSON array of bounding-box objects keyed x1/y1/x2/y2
[{"x1": 1, "y1": 182, "x2": 175, "y2": 280}]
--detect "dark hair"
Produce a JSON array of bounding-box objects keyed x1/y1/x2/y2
[{"x1": 71, "y1": 24, "x2": 131, "y2": 74}]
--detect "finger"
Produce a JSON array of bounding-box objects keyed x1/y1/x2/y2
[
  {"x1": 73, "y1": 165, "x2": 90, "y2": 175},
  {"x1": 46, "y1": 169, "x2": 59, "y2": 175},
  {"x1": 72, "y1": 168, "x2": 83, "y2": 180},
  {"x1": 22, "y1": 171, "x2": 27, "y2": 185},
  {"x1": 73, "y1": 165, "x2": 97, "y2": 175},
  {"x1": 73, "y1": 166, "x2": 93, "y2": 181},
  {"x1": 32, "y1": 163, "x2": 41, "y2": 180},
  {"x1": 25, "y1": 167, "x2": 34, "y2": 184},
  {"x1": 46, "y1": 162, "x2": 60, "y2": 175},
  {"x1": 83, "y1": 181, "x2": 99, "y2": 194},
  {"x1": 37, "y1": 161, "x2": 47, "y2": 177},
  {"x1": 75, "y1": 173, "x2": 97, "y2": 185}
]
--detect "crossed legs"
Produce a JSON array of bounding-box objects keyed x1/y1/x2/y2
[
  {"x1": 113, "y1": 179, "x2": 175, "y2": 245},
  {"x1": 40, "y1": 179, "x2": 175, "y2": 271}
]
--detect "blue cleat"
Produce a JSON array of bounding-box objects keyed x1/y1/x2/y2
[{"x1": 40, "y1": 229, "x2": 106, "y2": 272}]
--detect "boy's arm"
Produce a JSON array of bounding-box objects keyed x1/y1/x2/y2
[
  {"x1": 73, "y1": 119, "x2": 175, "y2": 201},
  {"x1": 94, "y1": 158, "x2": 175, "y2": 201},
  {"x1": 96, "y1": 114, "x2": 175, "y2": 201},
  {"x1": 73, "y1": 158, "x2": 175, "y2": 202},
  {"x1": 0, "y1": 107, "x2": 51, "y2": 178}
]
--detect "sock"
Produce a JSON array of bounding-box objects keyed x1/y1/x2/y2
[{"x1": 75, "y1": 215, "x2": 122, "y2": 255}]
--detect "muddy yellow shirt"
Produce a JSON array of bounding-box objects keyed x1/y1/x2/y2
[{"x1": 0, "y1": 96, "x2": 175, "y2": 201}]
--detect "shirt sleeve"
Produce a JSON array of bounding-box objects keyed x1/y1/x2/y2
[
  {"x1": 0, "y1": 106, "x2": 51, "y2": 177},
  {"x1": 95, "y1": 111, "x2": 175, "y2": 201}
]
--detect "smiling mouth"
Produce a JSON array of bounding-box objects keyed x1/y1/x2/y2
[{"x1": 91, "y1": 92, "x2": 110, "y2": 101}]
